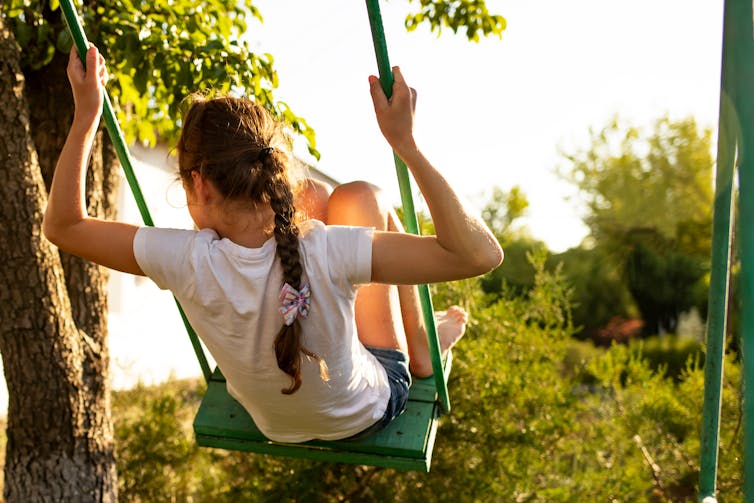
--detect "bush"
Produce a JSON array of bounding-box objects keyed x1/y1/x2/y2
[
  {"x1": 629, "y1": 334, "x2": 705, "y2": 382},
  {"x1": 110, "y1": 254, "x2": 742, "y2": 501}
]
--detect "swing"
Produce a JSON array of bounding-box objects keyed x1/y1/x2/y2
[{"x1": 60, "y1": 0, "x2": 452, "y2": 472}]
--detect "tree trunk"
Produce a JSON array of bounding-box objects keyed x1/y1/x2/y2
[{"x1": 0, "y1": 18, "x2": 117, "y2": 502}]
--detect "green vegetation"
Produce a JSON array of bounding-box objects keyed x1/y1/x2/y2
[
  {"x1": 560, "y1": 115, "x2": 714, "y2": 338},
  {"x1": 95, "y1": 257, "x2": 744, "y2": 500},
  {"x1": 482, "y1": 116, "x2": 717, "y2": 344}
]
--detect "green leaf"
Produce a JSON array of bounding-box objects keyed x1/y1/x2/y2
[
  {"x1": 55, "y1": 29, "x2": 72, "y2": 54},
  {"x1": 14, "y1": 23, "x2": 33, "y2": 48}
]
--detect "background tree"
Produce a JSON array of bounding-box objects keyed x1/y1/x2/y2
[
  {"x1": 0, "y1": 16, "x2": 117, "y2": 500},
  {"x1": 0, "y1": 0, "x2": 505, "y2": 499},
  {"x1": 550, "y1": 245, "x2": 637, "y2": 340},
  {"x1": 478, "y1": 185, "x2": 538, "y2": 296},
  {"x1": 481, "y1": 185, "x2": 529, "y2": 243},
  {"x1": 561, "y1": 116, "x2": 714, "y2": 336}
]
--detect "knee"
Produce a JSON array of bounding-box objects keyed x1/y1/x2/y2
[
  {"x1": 328, "y1": 181, "x2": 389, "y2": 229},
  {"x1": 296, "y1": 178, "x2": 333, "y2": 222},
  {"x1": 331, "y1": 180, "x2": 382, "y2": 202},
  {"x1": 410, "y1": 359, "x2": 434, "y2": 379}
]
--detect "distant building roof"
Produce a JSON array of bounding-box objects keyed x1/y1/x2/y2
[{"x1": 130, "y1": 142, "x2": 340, "y2": 187}]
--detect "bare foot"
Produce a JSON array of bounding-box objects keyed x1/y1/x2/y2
[{"x1": 435, "y1": 306, "x2": 468, "y2": 353}]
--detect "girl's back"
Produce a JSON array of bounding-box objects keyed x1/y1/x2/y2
[{"x1": 135, "y1": 220, "x2": 389, "y2": 442}]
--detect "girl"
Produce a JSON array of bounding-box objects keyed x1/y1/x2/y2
[{"x1": 44, "y1": 46, "x2": 503, "y2": 442}]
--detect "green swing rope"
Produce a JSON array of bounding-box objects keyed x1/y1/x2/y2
[
  {"x1": 365, "y1": 0, "x2": 450, "y2": 414},
  {"x1": 59, "y1": 0, "x2": 212, "y2": 384}
]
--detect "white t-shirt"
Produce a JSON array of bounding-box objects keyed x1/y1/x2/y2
[{"x1": 133, "y1": 219, "x2": 390, "y2": 442}]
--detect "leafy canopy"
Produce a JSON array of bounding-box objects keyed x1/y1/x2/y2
[
  {"x1": 561, "y1": 115, "x2": 714, "y2": 259},
  {"x1": 404, "y1": 0, "x2": 506, "y2": 41},
  {"x1": 560, "y1": 116, "x2": 715, "y2": 335},
  {"x1": 481, "y1": 184, "x2": 529, "y2": 243}
]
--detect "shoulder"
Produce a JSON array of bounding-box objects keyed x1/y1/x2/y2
[
  {"x1": 135, "y1": 226, "x2": 218, "y2": 241},
  {"x1": 134, "y1": 227, "x2": 219, "y2": 270},
  {"x1": 298, "y1": 220, "x2": 374, "y2": 286},
  {"x1": 298, "y1": 220, "x2": 374, "y2": 248}
]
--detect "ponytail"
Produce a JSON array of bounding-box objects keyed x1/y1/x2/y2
[{"x1": 262, "y1": 152, "x2": 328, "y2": 394}]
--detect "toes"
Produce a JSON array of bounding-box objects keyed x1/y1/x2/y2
[
  {"x1": 435, "y1": 306, "x2": 469, "y2": 326},
  {"x1": 446, "y1": 305, "x2": 468, "y2": 323}
]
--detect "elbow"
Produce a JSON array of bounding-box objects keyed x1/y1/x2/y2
[
  {"x1": 490, "y1": 242, "x2": 504, "y2": 270},
  {"x1": 485, "y1": 241, "x2": 505, "y2": 273},
  {"x1": 42, "y1": 215, "x2": 60, "y2": 246},
  {"x1": 447, "y1": 239, "x2": 503, "y2": 279},
  {"x1": 41, "y1": 212, "x2": 58, "y2": 245},
  {"x1": 41, "y1": 210, "x2": 68, "y2": 248},
  {"x1": 472, "y1": 240, "x2": 504, "y2": 276}
]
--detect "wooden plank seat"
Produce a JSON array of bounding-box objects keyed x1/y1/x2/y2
[{"x1": 193, "y1": 353, "x2": 452, "y2": 472}]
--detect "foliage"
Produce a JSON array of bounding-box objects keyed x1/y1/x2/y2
[
  {"x1": 561, "y1": 116, "x2": 714, "y2": 336},
  {"x1": 626, "y1": 243, "x2": 708, "y2": 335},
  {"x1": 482, "y1": 240, "x2": 640, "y2": 340},
  {"x1": 550, "y1": 245, "x2": 638, "y2": 337},
  {"x1": 94, "y1": 253, "x2": 745, "y2": 501},
  {"x1": 627, "y1": 334, "x2": 705, "y2": 382},
  {"x1": 113, "y1": 381, "x2": 206, "y2": 499},
  {"x1": 480, "y1": 184, "x2": 529, "y2": 242},
  {"x1": 3, "y1": 0, "x2": 318, "y2": 153},
  {"x1": 404, "y1": 0, "x2": 506, "y2": 41},
  {"x1": 477, "y1": 185, "x2": 539, "y2": 298},
  {"x1": 583, "y1": 347, "x2": 741, "y2": 501},
  {"x1": 562, "y1": 115, "x2": 714, "y2": 258},
  {"x1": 480, "y1": 238, "x2": 543, "y2": 297}
]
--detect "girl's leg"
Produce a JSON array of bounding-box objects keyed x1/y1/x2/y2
[
  {"x1": 295, "y1": 178, "x2": 333, "y2": 222},
  {"x1": 327, "y1": 181, "x2": 467, "y2": 377},
  {"x1": 327, "y1": 182, "x2": 409, "y2": 355},
  {"x1": 386, "y1": 210, "x2": 469, "y2": 376}
]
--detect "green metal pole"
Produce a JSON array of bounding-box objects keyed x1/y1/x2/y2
[
  {"x1": 698, "y1": 1, "x2": 738, "y2": 500},
  {"x1": 58, "y1": 0, "x2": 212, "y2": 384},
  {"x1": 364, "y1": 0, "x2": 450, "y2": 413},
  {"x1": 732, "y1": 0, "x2": 754, "y2": 498}
]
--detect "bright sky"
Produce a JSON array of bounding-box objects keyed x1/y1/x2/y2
[{"x1": 249, "y1": 0, "x2": 724, "y2": 252}]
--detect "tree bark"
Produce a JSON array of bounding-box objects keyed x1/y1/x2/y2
[{"x1": 0, "y1": 18, "x2": 117, "y2": 502}]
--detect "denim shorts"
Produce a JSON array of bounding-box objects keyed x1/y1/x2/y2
[{"x1": 344, "y1": 345, "x2": 412, "y2": 440}]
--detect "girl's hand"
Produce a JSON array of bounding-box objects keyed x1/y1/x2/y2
[
  {"x1": 67, "y1": 45, "x2": 107, "y2": 126},
  {"x1": 368, "y1": 66, "x2": 418, "y2": 156}
]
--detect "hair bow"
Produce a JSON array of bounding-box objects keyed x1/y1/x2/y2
[{"x1": 279, "y1": 282, "x2": 311, "y2": 326}]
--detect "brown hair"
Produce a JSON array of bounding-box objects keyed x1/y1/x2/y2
[{"x1": 176, "y1": 94, "x2": 326, "y2": 394}]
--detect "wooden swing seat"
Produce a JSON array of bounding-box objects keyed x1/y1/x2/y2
[{"x1": 193, "y1": 352, "x2": 452, "y2": 472}]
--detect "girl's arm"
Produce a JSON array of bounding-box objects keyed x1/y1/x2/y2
[
  {"x1": 42, "y1": 46, "x2": 144, "y2": 276},
  {"x1": 367, "y1": 68, "x2": 503, "y2": 285}
]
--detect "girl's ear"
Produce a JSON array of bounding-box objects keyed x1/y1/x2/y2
[{"x1": 190, "y1": 170, "x2": 214, "y2": 204}]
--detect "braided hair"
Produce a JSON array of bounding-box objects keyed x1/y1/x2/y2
[{"x1": 176, "y1": 94, "x2": 327, "y2": 394}]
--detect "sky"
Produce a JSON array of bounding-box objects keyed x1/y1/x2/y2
[
  {"x1": 0, "y1": 1, "x2": 728, "y2": 413},
  {"x1": 248, "y1": 0, "x2": 724, "y2": 252}
]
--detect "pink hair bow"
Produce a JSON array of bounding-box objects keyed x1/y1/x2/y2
[{"x1": 278, "y1": 282, "x2": 311, "y2": 326}]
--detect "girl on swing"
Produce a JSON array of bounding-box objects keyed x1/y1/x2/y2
[{"x1": 44, "y1": 46, "x2": 503, "y2": 442}]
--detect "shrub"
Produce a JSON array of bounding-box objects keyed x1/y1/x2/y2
[{"x1": 111, "y1": 254, "x2": 742, "y2": 501}]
